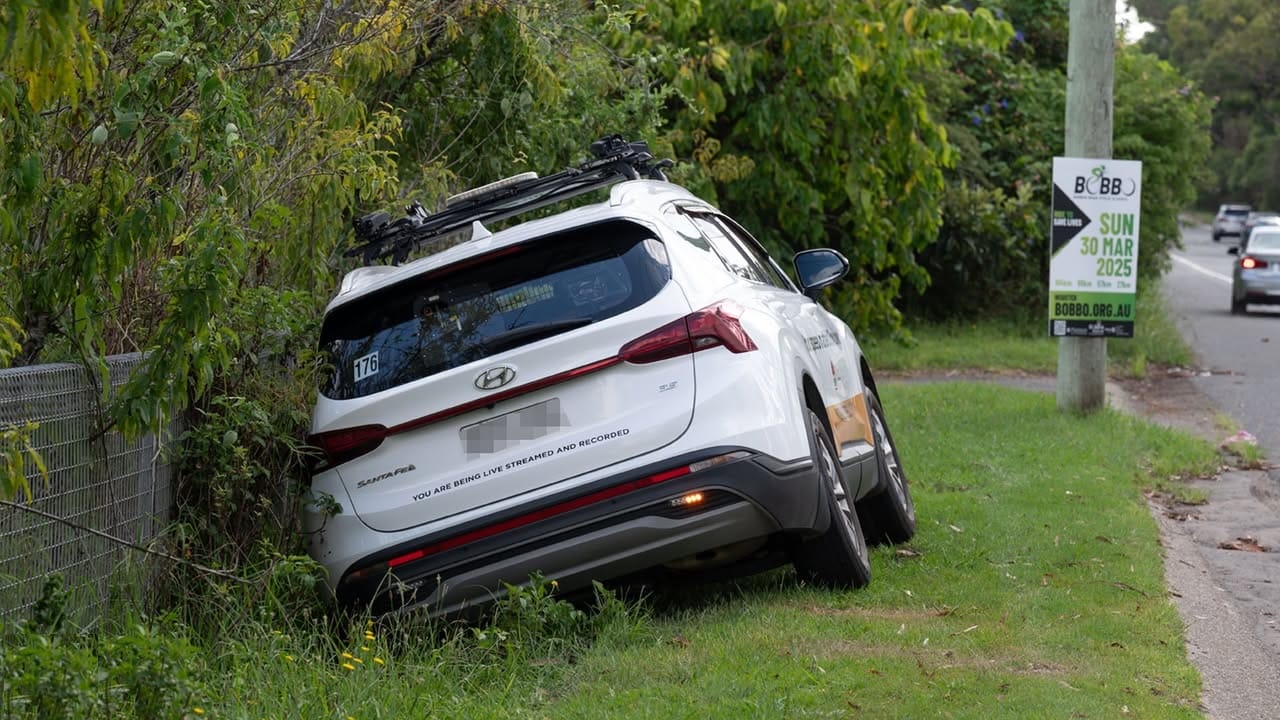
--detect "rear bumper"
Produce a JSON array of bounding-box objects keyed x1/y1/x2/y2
[
  {"x1": 1238, "y1": 274, "x2": 1280, "y2": 303},
  {"x1": 331, "y1": 448, "x2": 828, "y2": 616}
]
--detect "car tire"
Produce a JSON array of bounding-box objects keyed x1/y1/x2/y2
[
  {"x1": 1213, "y1": 233, "x2": 1221, "y2": 243},
  {"x1": 1231, "y1": 294, "x2": 1246, "y2": 315},
  {"x1": 790, "y1": 408, "x2": 872, "y2": 589},
  {"x1": 857, "y1": 392, "x2": 916, "y2": 546}
]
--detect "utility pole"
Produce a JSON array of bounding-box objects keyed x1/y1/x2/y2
[{"x1": 1057, "y1": 0, "x2": 1115, "y2": 413}]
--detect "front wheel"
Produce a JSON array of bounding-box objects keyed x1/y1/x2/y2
[
  {"x1": 790, "y1": 408, "x2": 871, "y2": 589},
  {"x1": 857, "y1": 392, "x2": 917, "y2": 545}
]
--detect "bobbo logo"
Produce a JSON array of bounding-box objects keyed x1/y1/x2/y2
[{"x1": 1073, "y1": 165, "x2": 1136, "y2": 196}]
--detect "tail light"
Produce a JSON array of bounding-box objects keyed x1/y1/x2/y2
[
  {"x1": 1242, "y1": 256, "x2": 1269, "y2": 270},
  {"x1": 309, "y1": 424, "x2": 388, "y2": 468},
  {"x1": 619, "y1": 301, "x2": 758, "y2": 364}
]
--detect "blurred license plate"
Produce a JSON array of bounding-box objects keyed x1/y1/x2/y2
[{"x1": 462, "y1": 399, "x2": 566, "y2": 455}]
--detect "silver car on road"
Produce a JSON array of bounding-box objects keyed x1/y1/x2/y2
[
  {"x1": 1230, "y1": 226, "x2": 1280, "y2": 313},
  {"x1": 1214, "y1": 204, "x2": 1251, "y2": 242}
]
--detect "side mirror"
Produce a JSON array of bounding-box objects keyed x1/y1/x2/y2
[
  {"x1": 1228, "y1": 246, "x2": 1240, "y2": 255},
  {"x1": 793, "y1": 249, "x2": 850, "y2": 300}
]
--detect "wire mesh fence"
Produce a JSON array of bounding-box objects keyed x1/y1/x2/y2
[{"x1": 0, "y1": 354, "x2": 177, "y2": 624}]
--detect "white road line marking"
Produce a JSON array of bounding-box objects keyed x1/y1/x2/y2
[{"x1": 1172, "y1": 253, "x2": 1232, "y2": 285}]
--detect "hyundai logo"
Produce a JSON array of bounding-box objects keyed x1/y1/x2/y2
[{"x1": 474, "y1": 365, "x2": 517, "y2": 391}]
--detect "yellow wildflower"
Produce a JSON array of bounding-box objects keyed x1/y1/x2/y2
[
  {"x1": 340, "y1": 652, "x2": 355, "y2": 660},
  {"x1": 364, "y1": 632, "x2": 376, "y2": 641},
  {"x1": 193, "y1": 709, "x2": 205, "y2": 716},
  {"x1": 342, "y1": 662, "x2": 356, "y2": 671},
  {"x1": 361, "y1": 645, "x2": 371, "y2": 652},
  {"x1": 373, "y1": 657, "x2": 385, "y2": 666},
  {"x1": 351, "y1": 657, "x2": 363, "y2": 664},
  {"x1": 551, "y1": 580, "x2": 559, "y2": 590},
  {"x1": 283, "y1": 654, "x2": 295, "y2": 662}
]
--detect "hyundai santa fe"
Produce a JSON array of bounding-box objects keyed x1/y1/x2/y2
[{"x1": 303, "y1": 137, "x2": 916, "y2": 617}]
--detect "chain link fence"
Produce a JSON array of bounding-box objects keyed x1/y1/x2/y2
[{"x1": 0, "y1": 354, "x2": 177, "y2": 624}]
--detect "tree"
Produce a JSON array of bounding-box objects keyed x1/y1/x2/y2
[
  {"x1": 626, "y1": 0, "x2": 1011, "y2": 333},
  {"x1": 0, "y1": 0, "x2": 665, "y2": 535},
  {"x1": 1135, "y1": 0, "x2": 1279, "y2": 206},
  {"x1": 902, "y1": 0, "x2": 1212, "y2": 319}
]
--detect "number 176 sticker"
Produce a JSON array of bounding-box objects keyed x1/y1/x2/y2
[{"x1": 353, "y1": 351, "x2": 379, "y2": 381}]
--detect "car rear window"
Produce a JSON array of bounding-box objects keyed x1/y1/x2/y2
[
  {"x1": 1249, "y1": 231, "x2": 1280, "y2": 251},
  {"x1": 1225, "y1": 208, "x2": 1250, "y2": 217},
  {"x1": 319, "y1": 220, "x2": 671, "y2": 400}
]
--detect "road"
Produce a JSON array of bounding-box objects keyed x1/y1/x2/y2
[
  {"x1": 1159, "y1": 222, "x2": 1280, "y2": 720},
  {"x1": 1165, "y1": 224, "x2": 1280, "y2": 452}
]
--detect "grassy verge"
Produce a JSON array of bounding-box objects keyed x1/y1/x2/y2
[
  {"x1": 3, "y1": 383, "x2": 1219, "y2": 718},
  {"x1": 526, "y1": 384, "x2": 1218, "y2": 719},
  {"x1": 867, "y1": 281, "x2": 1193, "y2": 376}
]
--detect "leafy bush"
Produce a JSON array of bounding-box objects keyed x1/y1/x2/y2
[
  {"x1": 903, "y1": 0, "x2": 1210, "y2": 321},
  {"x1": 627, "y1": 0, "x2": 1012, "y2": 335},
  {"x1": 1, "y1": 578, "x2": 206, "y2": 719}
]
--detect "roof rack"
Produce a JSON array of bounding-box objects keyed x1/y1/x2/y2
[{"x1": 345, "y1": 135, "x2": 675, "y2": 265}]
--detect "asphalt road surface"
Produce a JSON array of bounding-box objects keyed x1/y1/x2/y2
[{"x1": 1165, "y1": 224, "x2": 1280, "y2": 451}]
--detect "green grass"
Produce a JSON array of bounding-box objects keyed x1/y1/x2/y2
[
  {"x1": 522, "y1": 384, "x2": 1218, "y2": 719},
  {"x1": 868, "y1": 281, "x2": 1193, "y2": 376},
  {"x1": 86, "y1": 383, "x2": 1212, "y2": 719},
  {"x1": 865, "y1": 316, "x2": 1058, "y2": 373}
]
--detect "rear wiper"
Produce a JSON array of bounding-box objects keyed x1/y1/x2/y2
[{"x1": 481, "y1": 319, "x2": 593, "y2": 354}]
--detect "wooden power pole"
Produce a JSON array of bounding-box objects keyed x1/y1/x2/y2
[{"x1": 1057, "y1": 0, "x2": 1115, "y2": 413}]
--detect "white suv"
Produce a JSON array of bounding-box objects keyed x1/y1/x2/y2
[
  {"x1": 304, "y1": 138, "x2": 915, "y2": 616},
  {"x1": 1213, "y1": 204, "x2": 1251, "y2": 242}
]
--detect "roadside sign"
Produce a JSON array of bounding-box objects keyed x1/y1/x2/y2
[{"x1": 1048, "y1": 157, "x2": 1142, "y2": 337}]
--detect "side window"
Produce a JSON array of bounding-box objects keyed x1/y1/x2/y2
[
  {"x1": 715, "y1": 216, "x2": 796, "y2": 291},
  {"x1": 686, "y1": 213, "x2": 766, "y2": 284}
]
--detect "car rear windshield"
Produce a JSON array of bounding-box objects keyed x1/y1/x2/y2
[
  {"x1": 1249, "y1": 231, "x2": 1280, "y2": 251},
  {"x1": 319, "y1": 220, "x2": 670, "y2": 400},
  {"x1": 1225, "y1": 208, "x2": 1250, "y2": 217}
]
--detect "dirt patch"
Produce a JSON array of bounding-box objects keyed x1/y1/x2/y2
[
  {"x1": 796, "y1": 604, "x2": 952, "y2": 621},
  {"x1": 1114, "y1": 368, "x2": 1227, "y2": 443}
]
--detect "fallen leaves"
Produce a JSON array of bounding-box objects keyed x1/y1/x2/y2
[{"x1": 1217, "y1": 536, "x2": 1270, "y2": 553}]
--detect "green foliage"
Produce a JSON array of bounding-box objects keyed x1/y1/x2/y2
[
  {"x1": 911, "y1": 182, "x2": 1046, "y2": 319},
  {"x1": 1, "y1": 580, "x2": 206, "y2": 719},
  {"x1": 1115, "y1": 51, "x2": 1214, "y2": 277},
  {"x1": 1139, "y1": 0, "x2": 1278, "y2": 207},
  {"x1": 0, "y1": 317, "x2": 20, "y2": 369},
  {"x1": 172, "y1": 395, "x2": 309, "y2": 567},
  {"x1": 628, "y1": 0, "x2": 1012, "y2": 334},
  {"x1": 0, "y1": 421, "x2": 43, "y2": 502},
  {"x1": 384, "y1": 4, "x2": 668, "y2": 194},
  {"x1": 1, "y1": 0, "x2": 410, "y2": 428},
  {"x1": 472, "y1": 572, "x2": 590, "y2": 657},
  {"x1": 905, "y1": 0, "x2": 1211, "y2": 320}
]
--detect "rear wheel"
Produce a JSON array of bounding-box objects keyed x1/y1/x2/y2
[
  {"x1": 857, "y1": 392, "x2": 916, "y2": 545},
  {"x1": 790, "y1": 408, "x2": 871, "y2": 589},
  {"x1": 1231, "y1": 293, "x2": 1246, "y2": 315}
]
